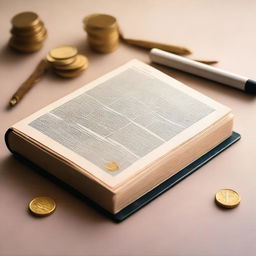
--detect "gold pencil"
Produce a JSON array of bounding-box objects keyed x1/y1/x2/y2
[
  {"x1": 9, "y1": 59, "x2": 49, "y2": 107},
  {"x1": 122, "y1": 37, "x2": 192, "y2": 55},
  {"x1": 118, "y1": 30, "x2": 192, "y2": 56}
]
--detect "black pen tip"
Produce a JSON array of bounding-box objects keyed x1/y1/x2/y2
[{"x1": 245, "y1": 79, "x2": 256, "y2": 94}]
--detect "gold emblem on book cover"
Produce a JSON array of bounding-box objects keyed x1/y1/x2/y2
[{"x1": 105, "y1": 161, "x2": 119, "y2": 171}]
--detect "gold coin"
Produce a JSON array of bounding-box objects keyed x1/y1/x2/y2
[
  {"x1": 82, "y1": 13, "x2": 102, "y2": 25},
  {"x1": 23, "y1": 26, "x2": 47, "y2": 39},
  {"x1": 91, "y1": 41, "x2": 119, "y2": 53},
  {"x1": 85, "y1": 24, "x2": 118, "y2": 35},
  {"x1": 11, "y1": 21, "x2": 44, "y2": 34},
  {"x1": 11, "y1": 27, "x2": 46, "y2": 40},
  {"x1": 46, "y1": 54, "x2": 76, "y2": 66},
  {"x1": 12, "y1": 12, "x2": 40, "y2": 29},
  {"x1": 105, "y1": 161, "x2": 119, "y2": 171},
  {"x1": 54, "y1": 55, "x2": 88, "y2": 71},
  {"x1": 29, "y1": 196, "x2": 56, "y2": 216},
  {"x1": 9, "y1": 38, "x2": 43, "y2": 52},
  {"x1": 86, "y1": 29, "x2": 119, "y2": 39},
  {"x1": 85, "y1": 14, "x2": 117, "y2": 30},
  {"x1": 50, "y1": 46, "x2": 78, "y2": 60},
  {"x1": 215, "y1": 189, "x2": 241, "y2": 209},
  {"x1": 54, "y1": 65, "x2": 88, "y2": 78},
  {"x1": 12, "y1": 28, "x2": 47, "y2": 43},
  {"x1": 87, "y1": 33, "x2": 119, "y2": 45}
]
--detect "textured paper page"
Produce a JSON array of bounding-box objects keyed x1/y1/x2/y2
[
  {"x1": 13, "y1": 60, "x2": 231, "y2": 187},
  {"x1": 29, "y1": 67, "x2": 214, "y2": 174}
]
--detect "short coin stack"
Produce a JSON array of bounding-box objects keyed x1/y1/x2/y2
[
  {"x1": 10, "y1": 12, "x2": 47, "y2": 53},
  {"x1": 83, "y1": 14, "x2": 119, "y2": 53},
  {"x1": 47, "y1": 45, "x2": 89, "y2": 78}
]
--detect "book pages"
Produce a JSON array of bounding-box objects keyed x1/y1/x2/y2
[
  {"x1": 30, "y1": 67, "x2": 214, "y2": 175},
  {"x1": 13, "y1": 60, "x2": 231, "y2": 187}
]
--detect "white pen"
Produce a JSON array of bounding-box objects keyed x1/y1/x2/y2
[{"x1": 149, "y1": 48, "x2": 256, "y2": 93}]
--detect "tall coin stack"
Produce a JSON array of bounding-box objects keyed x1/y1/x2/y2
[
  {"x1": 83, "y1": 14, "x2": 119, "y2": 53},
  {"x1": 10, "y1": 12, "x2": 47, "y2": 53}
]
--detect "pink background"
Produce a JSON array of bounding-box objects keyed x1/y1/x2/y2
[{"x1": 1, "y1": 0, "x2": 256, "y2": 255}]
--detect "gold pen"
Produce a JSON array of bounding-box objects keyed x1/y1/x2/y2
[
  {"x1": 9, "y1": 59, "x2": 49, "y2": 107},
  {"x1": 118, "y1": 29, "x2": 192, "y2": 56}
]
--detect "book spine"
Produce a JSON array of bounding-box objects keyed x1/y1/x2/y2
[{"x1": 5, "y1": 129, "x2": 116, "y2": 213}]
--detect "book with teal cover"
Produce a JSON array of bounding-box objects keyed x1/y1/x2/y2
[{"x1": 5, "y1": 60, "x2": 239, "y2": 221}]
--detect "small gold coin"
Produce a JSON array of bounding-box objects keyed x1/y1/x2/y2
[
  {"x1": 50, "y1": 46, "x2": 78, "y2": 60},
  {"x1": 9, "y1": 38, "x2": 43, "y2": 52},
  {"x1": 88, "y1": 32, "x2": 119, "y2": 45},
  {"x1": 85, "y1": 14, "x2": 117, "y2": 30},
  {"x1": 46, "y1": 54, "x2": 76, "y2": 66},
  {"x1": 12, "y1": 12, "x2": 40, "y2": 28},
  {"x1": 29, "y1": 196, "x2": 56, "y2": 216},
  {"x1": 215, "y1": 189, "x2": 241, "y2": 209},
  {"x1": 54, "y1": 55, "x2": 88, "y2": 70},
  {"x1": 54, "y1": 65, "x2": 87, "y2": 78},
  {"x1": 105, "y1": 161, "x2": 119, "y2": 171},
  {"x1": 12, "y1": 28, "x2": 47, "y2": 43},
  {"x1": 11, "y1": 22, "x2": 44, "y2": 36},
  {"x1": 82, "y1": 13, "x2": 101, "y2": 25}
]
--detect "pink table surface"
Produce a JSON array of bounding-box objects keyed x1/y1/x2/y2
[{"x1": 1, "y1": 1, "x2": 256, "y2": 255}]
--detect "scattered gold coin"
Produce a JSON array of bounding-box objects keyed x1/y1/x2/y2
[
  {"x1": 9, "y1": 12, "x2": 47, "y2": 53},
  {"x1": 105, "y1": 161, "x2": 119, "y2": 171},
  {"x1": 29, "y1": 196, "x2": 56, "y2": 216},
  {"x1": 215, "y1": 189, "x2": 241, "y2": 209},
  {"x1": 50, "y1": 45, "x2": 78, "y2": 60}
]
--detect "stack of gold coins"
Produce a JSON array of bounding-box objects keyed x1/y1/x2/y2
[
  {"x1": 46, "y1": 45, "x2": 89, "y2": 78},
  {"x1": 83, "y1": 14, "x2": 119, "y2": 53},
  {"x1": 9, "y1": 12, "x2": 47, "y2": 53}
]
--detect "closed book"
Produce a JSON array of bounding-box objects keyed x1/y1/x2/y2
[{"x1": 5, "y1": 60, "x2": 235, "y2": 217}]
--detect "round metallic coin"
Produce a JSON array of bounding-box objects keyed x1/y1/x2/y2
[
  {"x1": 11, "y1": 12, "x2": 40, "y2": 28},
  {"x1": 82, "y1": 13, "x2": 102, "y2": 25},
  {"x1": 12, "y1": 28, "x2": 47, "y2": 43},
  {"x1": 215, "y1": 189, "x2": 241, "y2": 209},
  {"x1": 54, "y1": 65, "x2": 87, "y2": 78},
  {"x1": 50, "y1": 46, "x2": 78, "y2": 60},
  {"x1": 54, "y1": 55, "x2": 88, "y2": 71},
  {"x1": 9, "y1": 38, "x2": 43, "y2": 52},
  {"x1": 87, "y1": 32, "x2": 119, "y2": 45},
  {"x1": 90, "y1": 41, "x2": 119, "y2": 53},
  {"x1": 46, "y1": 54, "x2": 76, "y2": 66},
  {"x1": 85, "y1": 14, "x2": 117, "y2": 30},
  {"x1": 11, "y1": 21, "x2": 45, "y2": 36},
  {"x1": 29, "y1": 196, "x2": 56, "y2": 216}
]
